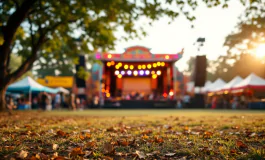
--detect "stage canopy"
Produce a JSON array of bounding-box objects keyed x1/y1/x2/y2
[
  {"x1": 7, "y1": 76, "x2": 57, "y2": 93},
  {"x1": 232, "y1": 73, "x2": 265, "y2": 90},
  {"x1": 206, "y1": 78, "x2": 226, "y2": 92}
]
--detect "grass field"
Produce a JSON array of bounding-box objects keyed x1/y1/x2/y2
[{"x1": 0, "y1": 109, "x2": 265, "y2": 159}]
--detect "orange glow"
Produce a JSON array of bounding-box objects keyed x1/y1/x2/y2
[
  {"x1": 133, "y1": 71, "x2": 138, "y2": 76},
  {"x1": 153, "y1": 63, "x2": 157, "y2": 68},
  {"x1": 165, "y1": 55, "x2": 169, "y2": 59},
  {"x1": 108, "y1": 54, "x2": 112, "y2": 59},
  {"x1": 157, "y1": 62, "x2": 161, "y2": 66},
  {"x1": 161, "y1": 62, "x2": 165, "y2": 67},
  {"x1": 152, "y1": 74, "x2": 157, "y2": 79},
  {"x1": 163, "y1": 93, "x2": 168, "y2": 98},
  {"x1": 130, "y1": 65, "x2": 134, "y2": 70},
  {"x1": 142, "y1": 65, "x2": 146, "y2": 69},
  {"x1": 107, "y1": 62, "x2": 111, "y2": 67},
  {"x1": 151, "y1": 71, "x2": 155, "y2": 74},
  {"x1": 111, "y1": 61, "x2": 115, "y2": 65},
  {"x1": 124, "y1": 65, "x2": 129, "y2": 69},
  {"x1": 157, "y1": 70, "x2": 161, "y2": 75},
  {"x1": 105, "y1": 89, "x2": 109, "y2": 93},
  {"x1": 101, "y1": 89, "x2": 105, "y2": 92},
  {"x1": 117, "y1": 74, "x2": 122, "y2": 78},
  {"x1": 106, "y1": 93, "x2": 110, "y2": 98},
  {"x1": 169, "y1": 91, "x2": 174, "y2": 96},
  {"x1": 138, "y1": 65, "x2": 142, "y2": 69},
  {"x1": 118, "y1": 62, "x2": 122, "y2": 66},
  {"x1": 147, "y1": 64, "x2": 152, "y2": 69}
]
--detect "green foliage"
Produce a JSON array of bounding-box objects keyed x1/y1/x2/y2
[
  {"x1": 76, "y1": 67, "x2": 90, "y2": 81},
  {"x1": 9, "y1": 54, "x2": 33, "y2": 81}
]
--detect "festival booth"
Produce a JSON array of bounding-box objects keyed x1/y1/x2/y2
[
  {"x1": 55, "y1": 87, "x2": 70, "y2": 94},
  {"x1": 231, "y1": 73, "x2": 265, "y2": 109},
  {"x1": 95, "y1": 46, "x2": 183, "y2": 108},
  {"x1": 7, "y1": 76, "x2": 57, "y2": 109}
]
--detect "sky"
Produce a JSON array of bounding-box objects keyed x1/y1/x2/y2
[{"x1": 112, "y1": 1, "x2": 245, "y2": 71}]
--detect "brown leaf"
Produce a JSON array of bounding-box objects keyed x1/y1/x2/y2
[
  {"x1": 142, "y1": 134, "x2": 149, "y2": 140},
  {"x1": 57, "y1": 130, "x2": 69, "y2": 137},
  {"x1": 36, "y1": 153, "x2": 48, "y2": 160},
  {"x1": 117, "y1": 139, "x2": 129, "y2": 146},
  {"x1": 154, "y1": 136, "x2": 164, "y2": 143},
  {"x1": 54, "y1": 156, "x2": 66, "y2": 160},
  {"x1": 236, "y1": 140, "x2": 248, "y2": 149},
  {"x1": 70, "y1": 147, "x2": 84, "y2": 157},
  {"x1": 102, "y1": 156, "x2": 113, "y2": 160},
  {"x1": 24, "y1": 124, "x2": 31, "y2": 129},
  {"x1": 136, "y1": 150, "x2": 146, "y2": 159},
  {"x1": 142, "y1": 130, "x2": 152, "y2": 135},
  {"x1": 104, "y1": 142, "x2": 115, "y2": 154},
  {"x1": 85, "y1": 141, "x2": 96, "y2": 149},
  {"x1": 230, "y1": 149, "x2": 237, "y2": 154}
]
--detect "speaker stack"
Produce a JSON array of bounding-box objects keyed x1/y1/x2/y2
[
  {"x1": 192, "y1": 55, "x2": 207, "y2": 108},
  {"x1": 75, "y1": 55, "x2": 87, "y2": 100}
]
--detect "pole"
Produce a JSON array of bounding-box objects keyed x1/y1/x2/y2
[
  {"x1": 99, "y1": 64, "x2": 104, "y2": 107},
  {"x1": 29, "y1": 89, "x2": 32, "y2": 110},
  {"x1": 172, "y1": 62, "x2": 177, "y2": 100}
]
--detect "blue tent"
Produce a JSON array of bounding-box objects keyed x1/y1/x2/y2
[{"x1": 7, "y1": 76, "x2": 57, "y2": 94}]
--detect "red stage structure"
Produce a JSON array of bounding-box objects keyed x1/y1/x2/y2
[{"x1": 94, "y1": 46, "x2": 183, "y2": 107}]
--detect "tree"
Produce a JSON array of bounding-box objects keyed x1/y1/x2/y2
[
  {"x1": 9, "y1": 54, "x2": 33, "y2": 80},
  {"x1": 0, "y1": 0, "x2": 252, "y2": 110}
]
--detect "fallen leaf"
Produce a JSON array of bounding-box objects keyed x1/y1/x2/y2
[
  {"x1": 18, "y1": 150, "x2": 28, "y2": 159},
  {"x1": 230, "y1": 149, "x2": 237, "y2": 154},
  {"x1": 36, "y1": 153, "x2": 48, "y2": 160},
  {"x1": 154, "y1": 136, "x2": 164, "y2": 143},
  {"x1": 142, "y1": 134, "x2": 149, "y2": 139},
  {"x1": 104, "y1": 143, "x2": 115, "y2": 154},
  {"x1": 54, "y1": 156, "x2": 66, "y2": 160},
  {"x1": 53, "y1": 144, "x2": 59, "y2": 150},
  {"x1": 165, "y1": 153, "x2": 176, "y2": 157},
  {"x1": 136, "y1": 150, "x2": 146, "y2": 159},
  {"x1": 70, "y1": 147, "x2": 84, "y2": 157},
  {"x1": 117, "y1": 139, "x2": 129, "y2": 146},
  {"x1": 236, "y1": 140, "x2": 248, "y2": 149},
  {"x1": 85, "y1": 141, "x2": 96, "y2": 149}
]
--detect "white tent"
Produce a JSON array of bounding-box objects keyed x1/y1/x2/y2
[
  {"x1": 201, "y1": 81, "x2": 212, "y2": 93},
  {"x1": 214, "y1": 76, "x2": 243, "y2": 92},
  {"x1": 186, "y1": 81, "x2": 212, "y2": 93},
  {"x1": 206, "y1": 78, "x2": 226, "y2": 92},
  {"x1": 232, "y1": 73, "x2": 265, "y2": 90},
  {"x1": 55, "y1": 87, "x2": 70, "y2": 94}
]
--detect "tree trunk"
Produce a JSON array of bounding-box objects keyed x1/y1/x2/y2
[{"x1": 0, "y1": 86, "x2": 7, "y2": 112}]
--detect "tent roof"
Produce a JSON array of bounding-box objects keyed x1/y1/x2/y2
[
  {"x1": 7, "y1": 76, "x2": 57, "y2": 93},
  {"x1": 217, "y1": 76, "x2": 243, "y2": 91},
  {"x1": 55, "y1": 87, "x2": 70, "y2": 94},
  {"x1": 233, "y1": 73, "x2": 265, "y2": 90},
  {"x1": 206, "y1": 78, "x2": 226, "y2": 92}
]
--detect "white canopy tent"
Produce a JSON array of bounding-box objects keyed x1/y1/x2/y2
[
  {"x1": 206, "y1": 78, "x2": 226, "y2": 93},
  {"x1": 213, "y1": 76, "x2": 243, "y2": 92},
  {"x1": 55, "y1": 87, "x2": 70, "y2": 94},
  {"x1": 232, "y1": 73, "x2": 265, "y2": 90}
]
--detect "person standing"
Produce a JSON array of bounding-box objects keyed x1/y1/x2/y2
[
  {"x1": 45, "y1": 94, "x2": 52, "y2": 111},
  {"x1": 183, "y1": 93, "x2": 191, "y2": 108},
  {"x1": 54, "y1": 93, "x2": 61, "y2": 109}
]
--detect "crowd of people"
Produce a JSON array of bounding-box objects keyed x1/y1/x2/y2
[{"x1": 5, "y1": 92, "x2": 87, "y2": 112}]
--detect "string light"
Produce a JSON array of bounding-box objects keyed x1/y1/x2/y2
[
  {"x1": 145, "y1": 70, "x2": 150, "y2": 75},
  {"x1": 115, "y1": 65, "x2": 119, "y2": 69},
  {"x1": 127, "y1": 70, "x2": 132, "y2": 75},
  {"x1": 152, "y1": 74, "x2": 157, "y2": 79},
  {"x1": 133, "y1": 71, "x2": 138, "y2": 76},
  {"x1": 118, "y1": 74, "x2": 122, "y2": 78},
  {"x1": 108, "y1": 54, "x2": 112, "y2": 58},
  {"x1": 118, "y1": 62, "x2": 122, "y2": 67},
  {"x1": 153, "y1": 63, "x2": 157, "y2": 68},
  {"x1": 157, "y1": 70, "x2": 161, "y2": 75},
  {"x1": 138, "y1": 65, "x2": 142, "y2": 69},
  {"x1": 142, "y1": 65, "x2": 146, "y2": 69},
  {"x1": 157, "y1": 62, "x2": 161, "y2": 66},
  {"x1": 151, "y1": 71, "x2": 155, "y2": 74},
  {"x1": 107, "y1": 62, "x2": 111, "y2": 67},
  {"x1": 139, "y1": 70, "x2": 144, "y2": 75},
  {"x1": 130, "y1": 65, "x2": 134, "y2": 70},
  {"x1": 121, "y1": 71, "x2": 125, "y2": 75},
  {"x1": 111, "y1": 61, "x2": 115, "y2": 65},
  {"x1": 124, "y1": 65, "x2": 129, "y2": 69},
  {"x1": 106, "y1": 93, "x2": 110, "y2": 98},
  {"x1": 165, "y1": 55, "x2": 169, "y2": 59},
  {"x1": 147, "y1": 64, "x2": 152, "y2": 69},
  {"x1": 161, "y1": 62, "x2": 165, "y2": 67},
  {"x1": 115, "y1": 70, "x2": 119, "y2": 75}
]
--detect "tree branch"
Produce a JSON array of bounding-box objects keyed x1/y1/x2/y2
[
  {"x1": 0, "y1": 0, "x2": 37, "y2": 70},
  {"x1": 28, "y1": 16, "x2": 35, "y2": 47},
  {"x1": 11, "y1": 0, "x2": 20, "y2": 9}
]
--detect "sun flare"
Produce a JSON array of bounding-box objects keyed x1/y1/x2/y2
[{"x1": 256, "y1": 44, "x2": 265, "y2": 58}]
